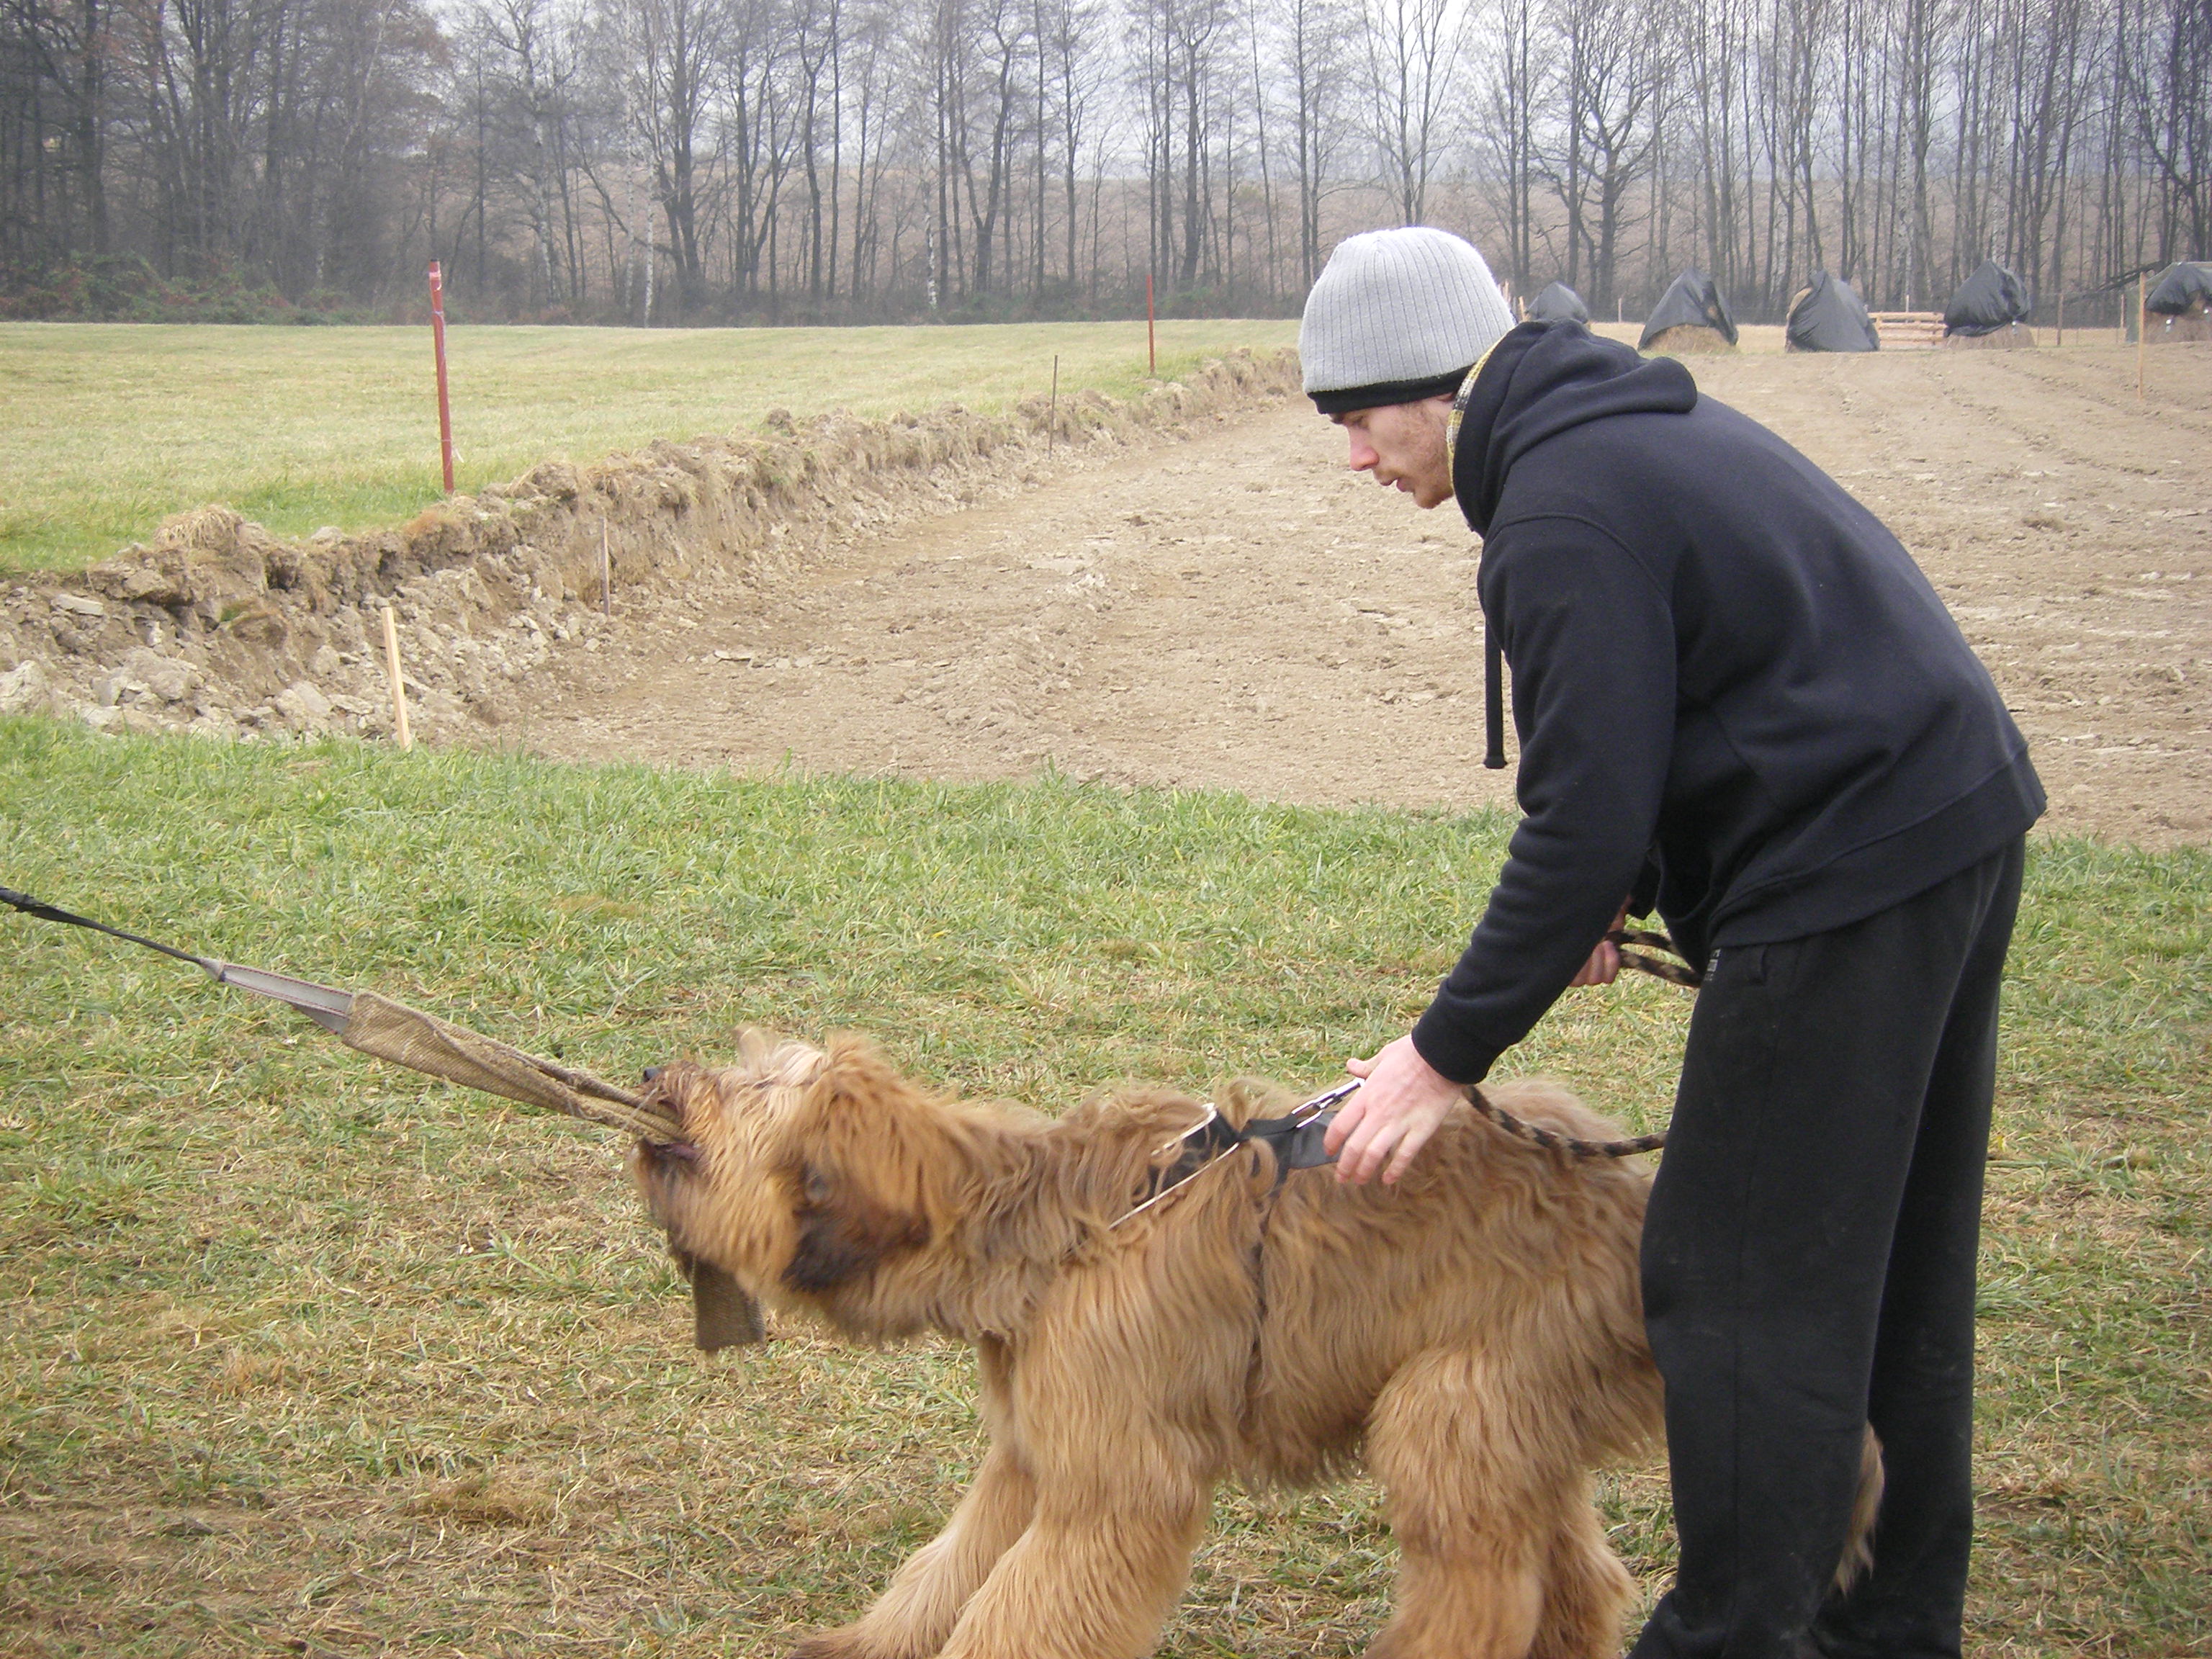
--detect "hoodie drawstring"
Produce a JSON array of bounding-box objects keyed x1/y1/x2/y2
[{"x1": 1485, "y1": 629, "x2": 1506, "y2": 769}]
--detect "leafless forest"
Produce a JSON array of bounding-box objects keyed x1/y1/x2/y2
[{"x1": 1, "y1": 0, "x2": 2206, "y2": 323}]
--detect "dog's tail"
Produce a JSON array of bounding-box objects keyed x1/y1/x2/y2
[{"x1": 1833, "y1": 1426, "x2": 1885, "y2": 1592}]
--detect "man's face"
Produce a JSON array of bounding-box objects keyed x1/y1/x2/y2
[{"x1": 1332, "y1": 396, "x2": 1455, "y2": 509}]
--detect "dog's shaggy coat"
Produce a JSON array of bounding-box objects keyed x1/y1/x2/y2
[{"x1": 634, "y1": 1033, "x2": 1668, "y2": 1659}]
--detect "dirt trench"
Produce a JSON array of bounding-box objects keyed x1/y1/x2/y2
[
  {"x1": 0, "y1": 351, "x2": 1301, "y2": 748},
  {"x1": 516, "y1": 401, "x2": 1509, "y2": 811},
  {"x1": 517, "y1": 344, "x2": 2212, "y2": 848}
]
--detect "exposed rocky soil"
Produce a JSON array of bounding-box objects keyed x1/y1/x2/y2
[{"x1": 5, "y1": 341, "x2": 2206, "y2": 847}]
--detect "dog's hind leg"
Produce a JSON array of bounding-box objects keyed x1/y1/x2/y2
[
  {"x1": 1362, "y1": 1350, "x2": 1582, "y2": 1659},
  {"x1": 1527, "y1": 1487, "x2": 1637, "y2": 1659}
]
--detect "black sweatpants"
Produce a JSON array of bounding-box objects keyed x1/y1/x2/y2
[{"x1": 1629, "y1": 837, "x2": 2026, "y2": 1659}]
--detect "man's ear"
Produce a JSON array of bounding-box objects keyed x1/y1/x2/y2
[{"x1": 783, "y1": 1161, "x2": 931, "y2": 1291}]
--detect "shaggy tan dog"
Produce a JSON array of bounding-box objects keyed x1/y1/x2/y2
[{"x1": 633, "y1": 1031, "x2": 1668, "y2": 1659}]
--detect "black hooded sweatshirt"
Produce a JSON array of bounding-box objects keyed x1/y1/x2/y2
[{"x1": 1409, "y1": 321, "x2": 2044, "y2": 1084}]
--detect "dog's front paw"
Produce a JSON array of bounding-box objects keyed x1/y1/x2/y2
[{"x1": 791, "y1": 1628, "x2": 920, "y2": 1659}]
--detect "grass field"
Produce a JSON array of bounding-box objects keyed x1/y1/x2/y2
[
  {"x1": 0, "y1": 319, "x2": 1299, "y2": 576},
  {"x1": 1, "y1": 720, "x2": 2206, "y2": 1656}
]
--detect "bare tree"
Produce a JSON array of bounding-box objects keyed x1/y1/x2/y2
[
  {"x1": 4, "y1": 0, "x2": 2200, "y2": 322},
  {"x1": 1468, "y1": 0, "x2": 1545, "y2": 292},
  {"x1": 602, "y1": 0, "x2": 729, "y2": 311},
  {"x1": 1360, "y1": 0, "x2": 1459, "y2": 224},
  {"x1": 1536, "y1": 0, "x2": 1663, "y2": 310},
  {"x1": 1273, "y1": 0, "x2": 1354, "y2": 285}
]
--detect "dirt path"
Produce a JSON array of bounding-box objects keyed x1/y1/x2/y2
[{"x1": 518, "y1": 344, "x2": 2211, "y2": 846}]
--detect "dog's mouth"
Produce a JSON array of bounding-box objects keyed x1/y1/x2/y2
[
  {"x1": 639, "y1": 1064, "x2": 703, "y2": 1163},
  {"x1": 636, "y1": 1062, "x2": 763, "y2": 1349}
]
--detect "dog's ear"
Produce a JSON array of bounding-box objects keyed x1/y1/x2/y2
[
  {"x1": 672, "y1": 1249, "x2": 768, "y2": 1349},
  {"x1": 783, "y1": 1160, "x2": 931, "y2": 1292}
]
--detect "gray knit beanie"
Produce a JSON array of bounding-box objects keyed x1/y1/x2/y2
[{"x1": 1300, "y1": 228, "x2": 1517, "y2": 414}]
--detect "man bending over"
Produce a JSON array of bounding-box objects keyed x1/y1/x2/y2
[{"x1": 1308, "y1": 226, "x2": 2044, "y2": 1659}]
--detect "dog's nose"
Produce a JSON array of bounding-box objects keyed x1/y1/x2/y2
[{"x1": 642, "y1": 1065, "x2": 664, "y2": 1085}]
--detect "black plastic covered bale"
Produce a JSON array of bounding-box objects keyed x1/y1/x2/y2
[
  {"x1": 2145, "y1": 261, "x2": 2212, "y2": 317},
  {"x1": 1786, "y1": 271, "x2": 1881, "y2": 352},
  {"x1": 1641, "y1": 271, "x2": 1738, "y2": 349},
  {"x1": 1529, "y1": 282, "x2": 1591, "y2": 324},
  {"x1": 1943, "y1": 260, "x2": 2032, "y2": 336}
]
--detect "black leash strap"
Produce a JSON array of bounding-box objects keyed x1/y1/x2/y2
[
  {"x1": 2, "y1": 885, "x2": 356, "y2": 1032},
  {"x1": 1117, "y1": 1081, "x2": 1352, "y2": 1226},
  {"x1": 1169, "y1": 1102, "x2": 1341, "y2": 1184},
  {"x1": 2, "y1": 886, "x2": 211, "y2": 968},
  {"x1": 1118, "y1": 915, "x2": 1701, "y2": 1226}
]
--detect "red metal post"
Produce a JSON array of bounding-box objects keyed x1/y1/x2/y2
[
  {"x1": 1146, "y1": 272, "x2": 1156, "y2": 376},
  {"x1": 428, "y1": 262, "x2": 456, "y2": 495}
]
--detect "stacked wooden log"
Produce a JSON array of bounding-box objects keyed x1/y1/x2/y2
[{"x1": 1868, "y1": 312, "x2": 1945, "y2": 349}]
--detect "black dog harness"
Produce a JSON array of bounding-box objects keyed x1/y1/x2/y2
[
  {"x1": 1116, "y1": 1043, "x2": 1683, "y2": 1228},
  {"x1": 1115, "y1": 1082, "x2": 1355, "y2": 1227}
]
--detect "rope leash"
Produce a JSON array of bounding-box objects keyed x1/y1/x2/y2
[
  {"x1": 1471, "y1": 924, "x2": 1695, "y2": 1154},
  {"x1": 1462, "y1": 1089, "x2": 1668, "y2": 1159},
  {"x1": 1606, "y1": 926, "x2": 1705, "y2": 989}
]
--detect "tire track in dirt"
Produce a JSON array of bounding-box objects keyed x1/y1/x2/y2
[{"x1": 521, "y1": 346, "x2": 2212, "y2": 847}]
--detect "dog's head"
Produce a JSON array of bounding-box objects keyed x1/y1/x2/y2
[{"x1": 633, "y1": 1030, "x2": 952, "y2": 1336}]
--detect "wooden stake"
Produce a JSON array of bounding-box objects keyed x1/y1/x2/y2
[
  {"x1": 600, "y1": 519, "x2": 613, "y2": 616},
  {"x1": 2136, "y1": 274, "x2": 2147, "y2": 400},
  {"x1": 1048, "y1": 354, "x2": 1058, "y2": 457},
  {"x1": 379, "y1": 603, "x2": 413, "y2": 751}
]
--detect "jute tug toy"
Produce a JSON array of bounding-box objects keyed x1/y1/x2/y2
[{"x1": 0, "y1": 885, "x2": 765, "y2": 1352}]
